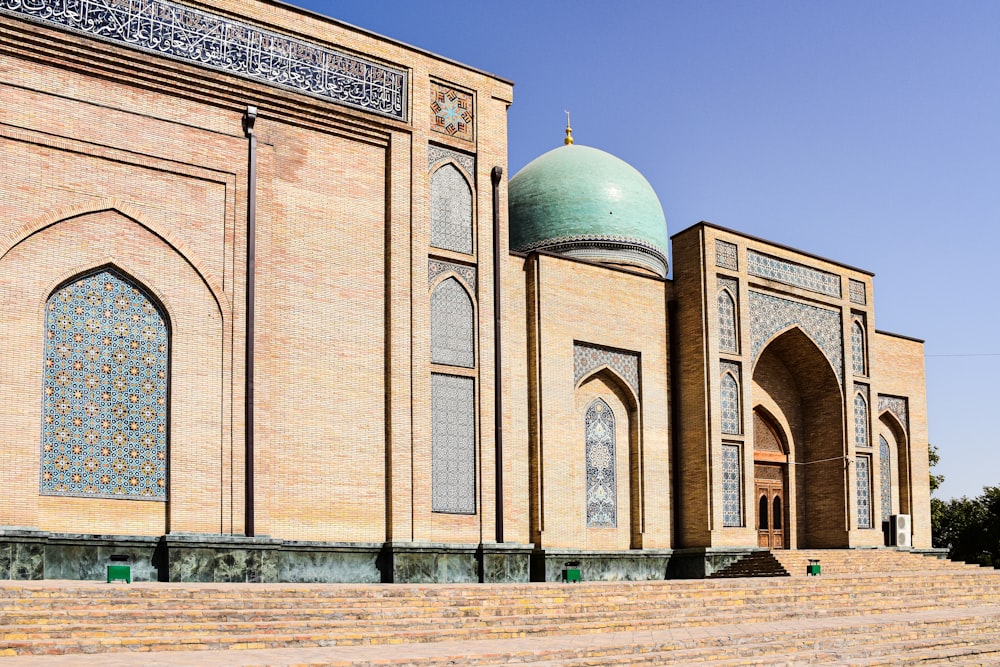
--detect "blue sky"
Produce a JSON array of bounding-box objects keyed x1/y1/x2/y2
[{"x1": 291, "y1": 0, "x2": 1000, "y2": 501}]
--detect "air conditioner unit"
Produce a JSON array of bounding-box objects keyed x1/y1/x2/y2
[{"x1": 891, "y1": 514, "x2": 911, "y2": 547}]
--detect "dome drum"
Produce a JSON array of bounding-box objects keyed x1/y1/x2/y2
[{"x1": 515, "y1": 234, "x2": 668, "y2": 277}]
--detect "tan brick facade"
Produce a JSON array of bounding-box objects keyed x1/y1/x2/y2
[{"x1": 0, "y1": 0, "x2": 932, "y2": 582}]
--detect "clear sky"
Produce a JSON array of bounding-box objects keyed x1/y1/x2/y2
[{"x1": 290, "y1": 0, "x2": 1000, "y2": 501}]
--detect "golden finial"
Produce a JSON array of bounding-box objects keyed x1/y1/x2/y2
[{"x1": 564, "y1": 110, "x2": 574, "y2": 145}]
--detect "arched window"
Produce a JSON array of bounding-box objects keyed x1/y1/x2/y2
[
  {"x1": 720, "y1": 372, "x2": 741, "y2": 435},
  {"x1": 585, "y1": 398, "x2": 616, "y2": 527},
  {"x1": 40, "y1": 269, "x2": 168, "y2": 500},
  {"x1": 431, "y1": 277, "x2": 475, "y2": 367},
  {"x1": 880, "y1": 435, "x2": 892, "y2": 520},
  {"x1": 854, "y1": 393, "x2": 869, "y2": 448},
  {"x1": 851, "y1": 320, "x2": 866, "y2": 376},
  {"x1": 718, "y1": 289, "x2": 738, "y2": 353},
  {"x1": 856, "y1": 455, "x2": 872, "y2": 529},
  {"x1": 430, "y1": 163, "x2": 473, "y2": 254}
]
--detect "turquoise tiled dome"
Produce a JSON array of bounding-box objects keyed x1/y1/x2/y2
[{"x1": 508, "y1": 144, "x2": 669, "y2": 276}]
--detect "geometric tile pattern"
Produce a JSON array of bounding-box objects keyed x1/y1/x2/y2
[
  {"x1": 720, "y1": 362, "x2": 741, "y2": 435},
  {"x1": 573, "y1": 342, "x2": 640, "y2": 398},
  {"x1": 428, "y1": 259, "x2": 477, "y2": 293},
  {"x1": 880, "y1": 435, "x2": 892, "y2": 521},
  {"x1": 715, "y1": 240, "x2": 738, "y2": 270},
  {"x1": 722, "y1": 444, "x2": 743, "y2": 527},
  {"x1": 431, "y1": 373, "x2": 476, "y2": 514},
  {"x1": 856, "y1": 454, "x2": 872, "y2": 529},
  {"x1": 851, "y1": 320, "x2": 866, "y2": 376},
  {"x1": 748, "y1": 290, "x2": 844, "y2": 384},
  {"x1": 40, "y1": 270, "x2": 167, "y2": 500},
  {"x1": 585, "y1": 398, "x2": 617, "y2": 528},
  {"x1": 430, "y1": 82, "x2": 474, "y2": 141},
  {"x1": 748, "y1": 250, "x2": 842, "y2": 298},
  {"x1": 718, "y1": 277, "x2": 739, "y2": 353},
  {"x1": 849, "y1": 278, "x2": 867, "y2": 305},
  {"x1": 854, "y1": 384, "x2": 870, "y2": 448},
  {"x1": 428, "y1": 145, "x2": 475, "y2": 180},
  {"x1": 430, "y1": 277, "x2": 475, "y2": 368},
  {"x1": 1, "y1": 0, "x2": 408, "y2": 120},
  {"x1": 430, "y1": 163, "x2": 474, "y2": 254},
  {"x1": 878, "y1": 395, "x2": 909, "y2": 431}
]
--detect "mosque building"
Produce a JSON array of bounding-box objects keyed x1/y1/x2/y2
[{"x1": 0, "y1": 0, "x2": 930, "y2": 582}]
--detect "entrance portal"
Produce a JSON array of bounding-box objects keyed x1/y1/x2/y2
[{"x1": 755, "y1": 464, "x2": 785, "y2": 548}]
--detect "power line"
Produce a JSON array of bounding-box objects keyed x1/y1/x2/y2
[{"x1": 926, "y1": 353, "x2": 1000, "y2": 358}]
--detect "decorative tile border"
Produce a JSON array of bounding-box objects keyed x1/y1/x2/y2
[
  {"x1": 749, "y1": 291, "x2": 844, "y2": 383},
  {"x1": 849, "y1": 279, "x2": 867, "y2": 305},
  {"x1": 715, "y1": 240, "x2": 738, "y2": 270},
  {"x1": 877, "y1": 395, "x2": 909, "y2": 431},
  {"x1": 428, "y1": 145, "x2": 475, "y2": 180},
  {"x1": 431, "y1": 82, "x2": 474, "y2": 141},
  {"x1": 428, "y1": 259, "x2": 476, "y2": 293},
  {"x1": 0, "y1": 0, "x2": 408, "y2": 120},
  {"x1": 747, "y1": 250, "x2": 841, "y2": 298},
  {"x1": 574, "y1": 342, "x2": 639, "y2": 398}
]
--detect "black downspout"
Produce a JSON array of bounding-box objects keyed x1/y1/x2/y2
[
  {"x1": 491, "y1": 166, "x2": 504, "y2": 544},
  {"x1": 242, "y1": 106, "x2": 257, "y2": 537}
]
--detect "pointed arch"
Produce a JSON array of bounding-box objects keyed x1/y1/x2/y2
[
  {"x1": 40, "y1": 267, "x2": 168, "y2": 500},
  {"x1": 851, "y1": 319, "x2": 867, "y2": 376},
  {"x1": 430, "y1": 162, "x2": 474, "y2": 254},
  {"x1": 878, "y1": 410, "x2": 911, "y2": 516},
  {"x1": 430, "y1": 276, "x2": 475, "y2": 367},
  {"x1": 717, "y1": 287, "x2": 738, "y2": 353},
  {"x1": 585, "y1": 397, "x2": 617, "y2": 528},
  {"x1": 3, "y1": 200, "x2": 227, "y2": 314},
  {"x1": 720, "y1": 371, "x2": 741, "y2": 435},
  {"x1": 854, "y1": 392, "x2": 870, "y2": 449}
]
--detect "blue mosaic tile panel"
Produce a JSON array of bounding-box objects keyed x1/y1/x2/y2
[
  {"x1": 747, "y1": 250, "x2": 841, "y2": 297},
  {"x1": 40, "y1": 270, "x2": 167, "y2": 500},
  {"x1": 0, "y1": 0, "x2": 408, "y2": 121},
  {"x1": 585, "y1": 398, "x2": 617, "y2": 528},
  {"x1": 722, "y1": 444, "x2": 742, "y2": 527},
  {"x1": 748, "y1": 291, "x2": 844, "y2": 383},
  {"x1": 854, "y1": 384, "x2": 869, "y2": 448},
  {"x1": 880, "y1": 435, "x2": 892, "y2": 521},
  {"x1": 718, "y1": 277, "x2": 739, "y2": 353},
  {"x1": 856, "y1": 455, "x2": 872, "y2": 529},
  {"x1": 430, "y1": 163, "x2": 474, "y2": 254},
  {"x1": 431, "y1": 373, "x2": 476, "y2": 514},
  {"x1": 720, "y1": 361, "x2": 741, "y2": 435},
  {"x1": 878, "y1": 395, "x2": 909, "y2": 431},
  {"x1": 849, "y1": 279, "x2": 867, "y2": 305},
  {"x1": 851, "y1": 320, "x2": 866, "y2": 376},
  {"x1": 428, "y1": 145, "x2": 475, "y2": 180},
  {"x1": 430, "y1": 277, "x2": 475, "y2": 368},
  {"x1": 715, "y1": 240, "x2": 738, "y2": 270},
  {"x1": 573, "y1": 343, "x2": 639, "y2": 398},
  {"x1": 431, "y1": 82, "x2": 474, "y2": 141}
]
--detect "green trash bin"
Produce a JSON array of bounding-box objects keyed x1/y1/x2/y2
[
  {"x1": 107, "y1": 555, "x2": 131, "y2": 583},
  {"x1": 806, "y1": 559, "x2": 821, "y2": 576},
  {"x1": 562, "y1": 561, "x2": 581, "y2": 583}
]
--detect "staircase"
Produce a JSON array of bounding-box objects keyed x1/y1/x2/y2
[
  {"x1": 708, "y1": 549, "x2": 790, "y2": 578},
  {"x1": 0, "y1": 550, "x2": 998, "y2": 665}
]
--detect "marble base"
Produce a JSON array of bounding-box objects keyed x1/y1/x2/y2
[
  {"x1": 667, "y1": 547, "x2": 757, "y2": 579},
  {"x1": 531, "y1": 549, "x2": 673, "y2": 582}
]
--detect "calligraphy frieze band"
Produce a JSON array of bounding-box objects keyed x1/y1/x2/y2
[{"x1": 1, "y1": 0, "x2": 408, "y2": 121}]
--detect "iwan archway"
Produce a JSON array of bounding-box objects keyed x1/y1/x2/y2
[{"x1": 752, "y1": 327, "x2": 847, "y2": 548}]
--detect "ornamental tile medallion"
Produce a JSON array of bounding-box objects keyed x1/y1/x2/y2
[
  {"x1": 40, "y1": 270, "x2": 167, "y2": 500},
  {"x1": 747, "y1": 250, "x2": 841, "y2": 298},
  {"x1": 574, "y1": 342, "x2": 640, "y2": 398},
  {"x1": 1, "y1": 0, "x2": 408, "y2": 120},
  {"x1": 749, "y1": 290, "x2": 844, "y2": 383},
  {"x1": 431, "y1": 82, "x2": 474, "y2": 141}
]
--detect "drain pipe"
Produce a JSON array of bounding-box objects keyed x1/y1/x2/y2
[
  {"x1": 491, "y1": 166, "x2": 504, "y2": 544},
  {"x1": 242, "y1": 105, "x2": 258, "y2": 537}
]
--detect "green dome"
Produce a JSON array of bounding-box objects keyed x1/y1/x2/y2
[{"x1": 509, "y1": 144, "x2": 669, "y2": 276}]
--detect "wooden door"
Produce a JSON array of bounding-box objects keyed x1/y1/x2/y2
[{"x1": 755, "y1": 464, "x2": 785, "y2": 549}]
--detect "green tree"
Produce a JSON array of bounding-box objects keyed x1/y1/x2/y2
[
  {"x1": 928, "y1": 444, "x2": 944, "y2": 494},
  {"x1": 932, "y1": 485, "x2": 1000, "y2": 567}
]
